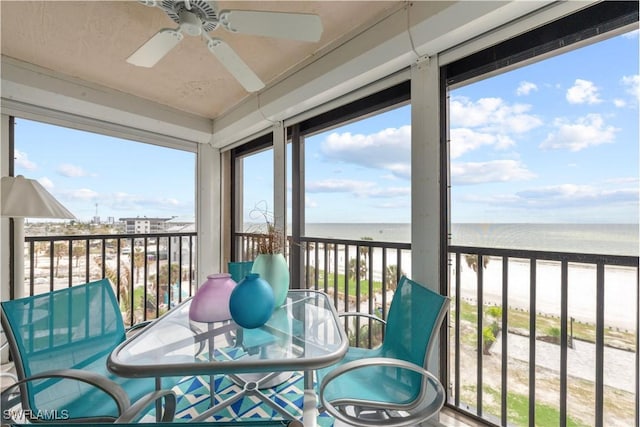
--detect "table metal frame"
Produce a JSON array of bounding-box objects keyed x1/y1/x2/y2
[{"x1": 108, "y1": 290, "x2": 348, "y2": 426}]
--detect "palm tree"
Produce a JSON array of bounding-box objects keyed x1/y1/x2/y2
[
  {"x1": 306, "y1": 265, "x2": 316, "y2": 288},
  {"x1": 34, "y1": 241, "x2": 48, "y2": 264},
  {"x1": 98, "y1": 258, "x2": 133, "y2": 322},
  {"x1": 348, "y1": 258, "x2": 367, "y2": 282},
  {"x1": 385, "y1": 265, "x2": 403, "y2": 291},
  {"x1": 157, "y1": 263, "x2": 180, "y2": 287},
  {"x1": 72, "y1": 242, "x2": 86, "y2": 267},
  {"x1": 133, "y1": 248, "x2": 145, "y2": 284},
  {"x1": 359, "y1": 237, "x2": 372, "y2": 270},
  {"x1": 53, "y1": 241, "x2": 68, "y2": 277},
  {"x1": 464, "y1": 254, "x2": 490, "y2": 272},
  {"x1": 150, "y1": 263, "x2": 180, "y2": 309}
]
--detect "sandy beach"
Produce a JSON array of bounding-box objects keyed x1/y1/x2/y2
[{"x1": 306, "y1": 246, "x2": 638, "y2": 330}]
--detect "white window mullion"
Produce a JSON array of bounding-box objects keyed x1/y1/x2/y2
[{"x1": 273, "y1": 121, "x2": 287, "y2": 250}]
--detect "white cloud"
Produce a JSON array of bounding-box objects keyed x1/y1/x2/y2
[
  {"x1": 306, "y1": 178, "x2": 409, "y2": 199},
  {"x1": 540, "y1": 114, "x2": 618, "y2": 151},
  {"x1": 464, "y1": 183, "x2": 639, "y2": 210},
  {"x1": 57, "y1": 163, "x2": 87, "y2": 177},
  {"x1": 367, "y1": 187, "x2": 411, "y2": 198},
  {"x1": 64, "y1": 188, "x2": 99, "y2": 200},
  {"x1": 37, "y1": 177, "x2": 54, "y2": 190},
  {"x1": 450, "y1": 128, "x2": 514, "y2": 159},
  {"x1": 106, "y1": 191, "x2": 187, "y2": 212},
  {"x1": 450, "y1": 96, "x2": 542, "y2": 134},
  {"x1": 621, "y1": 74, "x2": 640, "y2": 101},
  {"x1": 605, "y1": 176, "x2": 640, "y2": 185},
  {"x1": 515, "y1": 184, "x2": 639, "y2": 207},
  {"x1": 15, "y1": 150, "x2": 37, "y2": 171},
  {"x1": 451, "y1": 160, "x2": 536, "y2": 185},
  {"x1": 306, "y1": 179, "x2": 376, "y2": 196},
  {"x1": 516, "y1": 81, "x2": 538, "y2": 96},
  {"x1": 321, "y1": 126, "x2": 410, "y2": 178},
  {"x1": 566, "y1": 79, "x2": 602, "y2": 104},
  {"x1": 613, "y1": 98, "x2": 627, "y2": 108},
  {"x1": 305, "y1": 195, "x2": 318, "y2": 209}
]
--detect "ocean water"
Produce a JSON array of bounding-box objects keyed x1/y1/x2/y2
[{"x1": 301, "y1": 223, "x2": 639, "y2": 256}]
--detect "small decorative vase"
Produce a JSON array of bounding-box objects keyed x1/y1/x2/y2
[
  {"x1": 229, "y1": 273, "x2": 275, "y2": 329},
  {"x1": 251, "y1": 253, "x2": 289, "y2": 307},
  {"x1": 189, "y1": 273, "x2": 236, "y2": 323}
]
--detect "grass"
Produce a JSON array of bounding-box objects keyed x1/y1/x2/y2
[
  {"x1": 452, "y1": 299, "x2": 636, "y2": 350},
  {"x1": 310, "y1": 271, "x2": 386, "y2": 298},
  {"x1": 482, "y1": 386, "x2": 588, "y2": 427}
]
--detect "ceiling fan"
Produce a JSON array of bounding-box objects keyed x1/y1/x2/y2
[{"x1": 128, "y1": 0, "x2": 323, "y2": 92}]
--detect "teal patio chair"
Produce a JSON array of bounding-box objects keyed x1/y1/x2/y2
[
  {"x1": 228, "y1": 260, "x2": 254, "y2": 284},
  {"x1": 0, "y1": 278, "x2": 176, "y2": 424},
  {"x1": 316, "y1": 275, "x2": 450, "y2": 427}
]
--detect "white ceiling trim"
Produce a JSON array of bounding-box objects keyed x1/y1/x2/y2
[
  {"x1": 210, "y1": 0, "x2": 560, "y2": 149},
  {"x1": 0, "y1": 56, "x2": 213, "y2": 145},
  {"x1": 2, "y1": 98, "x2": 200, "y2": 153}
]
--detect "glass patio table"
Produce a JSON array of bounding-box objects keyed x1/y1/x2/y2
[{"x1": 107, "y1": 290, "x2": 348, "y2": 426}]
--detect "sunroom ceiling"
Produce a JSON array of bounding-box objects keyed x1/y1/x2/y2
[
  {"x1": 0, "y1": 1, "x2": 401, "y2": 119},
  {"x1": 1, "y1": 1, "x2": 590, "y2": 147}
]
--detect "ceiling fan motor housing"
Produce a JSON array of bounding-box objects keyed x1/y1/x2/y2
[{"x1": 162, "y1": 0, "x2": 219, "y2": 32}]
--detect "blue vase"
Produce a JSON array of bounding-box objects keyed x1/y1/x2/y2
[
  {"x1": 229, "y1": 273, "x2": 274, "y2": 329},
  {"x1": 251, "y1": 254, "x2": 289, "y2": 307}
]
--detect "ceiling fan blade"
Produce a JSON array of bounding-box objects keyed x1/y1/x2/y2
[
  {"x1": 127, "y1": 29, "x2": 184, "y2": 67},
  {"x1": 219, "y1": 10, "x2": 323, "y2": 42},
  {"x1": 207, "y1": 38, "x2": 265, "y2": 92}
]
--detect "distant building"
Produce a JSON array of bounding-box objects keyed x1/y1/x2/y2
[
  {"x1": 166, "y1": 217, "x2": 195, "y2": 261},
  {"x1": 119, "y1": 217, "x2": 173, "y2": 234},
  {"x1": 165, "y1": 216, "x2": 195, "y2": 232}
]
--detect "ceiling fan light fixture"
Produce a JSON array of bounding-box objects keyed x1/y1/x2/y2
[{"x1": 178, "y1": 9, "x2": 202, "y2": 36}]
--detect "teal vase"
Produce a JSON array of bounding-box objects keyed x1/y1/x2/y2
[
  {"x1": 251, "y1": 253, "x2": 289, "y2": 307},
  {"x1": 229, "y1": 273, "x2": 274, "y2": 329}
]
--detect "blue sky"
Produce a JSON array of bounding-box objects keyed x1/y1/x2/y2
[
  {"x1": 15, "y1": 31, "x2": 639, "y2": 225},
  {"x1": 14, "y1": 123, "x2": 195, "y2": 221}
]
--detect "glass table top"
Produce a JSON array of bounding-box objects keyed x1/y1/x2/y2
[{"x1": 108, "y1": 290, "x2": 348, "y2": 378}]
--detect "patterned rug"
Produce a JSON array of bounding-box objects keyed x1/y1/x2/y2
[{"x1": 157, "y1": 372, "x2": 335, "y2": 426}]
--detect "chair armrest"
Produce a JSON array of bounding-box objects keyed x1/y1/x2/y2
[
  {"x1": 318, "y1": 357, "x2": 445, "y2": 427},
  {"x1": 1, "y1": 369, "x2": 130, "y2": 423},
  {"x1": 116, "y1": 389, "x2": 176, "y2": 422},
  {"x1": 125, "y1": 319, "x2": 154, "y2": 337},
  {"x1": 338, "y1": 312, "x2": 387, "y2": 325}
]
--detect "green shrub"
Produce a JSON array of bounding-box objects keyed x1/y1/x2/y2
[
  {"x1": 547, "y1": 326, "x2": 561, "y2": 338},
  {"x1": 483, "y1": 325, "x2": 497, "y2": 343}
]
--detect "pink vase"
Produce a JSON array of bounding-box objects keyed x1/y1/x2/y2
[{"x1": 189, "y1": 273, "x2": 236, "y2": 322}]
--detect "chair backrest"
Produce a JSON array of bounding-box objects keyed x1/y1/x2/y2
[
  {"x1": 1, "y1": 278, "x2": 126, "y2": 414},
  {"x1": 381, "y1": 275, "x2": 449, "y2": 370},
  {"x1": 228, "y1": 261, "x2": 254, "y2": 283}
]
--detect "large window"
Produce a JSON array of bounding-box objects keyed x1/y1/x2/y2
[
  {"x1": 12, "y1": 118, "x2": 197, "y2": 316},
  {"x1": 14, "y1": 118, "x2": 196, "y2": 224},
  {"x1": 446, "y1": 13, "x2": 638, "y2": 427},
  {"x1": 303, "y1": 104, "x2": 412, "y2": 242}
]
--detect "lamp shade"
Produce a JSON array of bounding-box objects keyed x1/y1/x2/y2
[{"x1": 1, "y1": 175, "x2": 75, "y2": 219}]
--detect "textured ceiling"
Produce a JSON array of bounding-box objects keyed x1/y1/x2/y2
[{"x1": 1, "y1": 1, "x2": 400, "y2": 119}]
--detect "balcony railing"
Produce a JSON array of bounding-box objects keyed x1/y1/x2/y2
[
  {"x1": 448, "y1": 246, "x2": 639, "y2": 427},
  {"x1": 23, "y1": 232, "x2": 197, "y2": 326},
  {"x1": 235, "y1": 232, "x2": 639, "y2": 427},
  {"x1": 20, "y1": 230, "x2": 639, "y2": 426}
]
